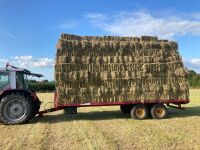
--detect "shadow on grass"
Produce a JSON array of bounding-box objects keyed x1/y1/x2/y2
[
  {"x1": 31, "y1": 110, "x2": 130, "y2": 124},
  {"x1": 30, "y1": 106, "x2": 200, "y2": 124},
  {"x1": 168, "y1": 106, "x2": 200, "y2": 118}
]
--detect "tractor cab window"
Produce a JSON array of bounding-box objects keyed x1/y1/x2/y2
[
  {"x1": 24, "y1": 74, "x2": 29, "y2": 89},
  {"x1": 0, "y1": 72, "x2": 9, "y2": 90},
  {"x1": 16, "y1": 72, "x2": 28, "y2": 89}
]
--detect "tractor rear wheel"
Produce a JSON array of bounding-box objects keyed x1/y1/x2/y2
[{"x1": 0, "y1": 93, "x2": 33, "y2": 125}]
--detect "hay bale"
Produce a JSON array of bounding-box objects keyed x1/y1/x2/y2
[{"x1": 55, "y1": 34, "x2": 189, "y2": 104}]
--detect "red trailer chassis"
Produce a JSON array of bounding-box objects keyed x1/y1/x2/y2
[{"x1": 37, "y1": 92, "x2": 190, "y2": 116}]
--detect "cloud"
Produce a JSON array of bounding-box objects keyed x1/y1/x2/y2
[
  {"x1": 85, "y1": 11, "x2": 200, "y2": 38},
  {"x1": 191, "y1": 13, "x2": 200, "y2": 20},
  {"x1": 85, "y1": 13, "x2": 107, "y2": 20},
  {"x1": 14, "y1": 56, "x2": 33, "y2": 61},
  {"x1": 0, "y1": 29, "x2": 16, "y2": 39},
  {"x1": 184, "y1": 58, "x2": 200, "y2": 73},
  {"x1": 13, "y1": 56, "x2": 54, "y2": 68},
  {"x1": 190, "y1": 59, "x2": 200, "y2": 65},
  {"x1": 58, "y1": 21, "x2": 78, "y2": 29},
  {"x1": 0, "y1": 59, "x2": 8, "y2": 63},
  {"x1": 0, "y1": 56, "x2": 54, "y2": 68}
]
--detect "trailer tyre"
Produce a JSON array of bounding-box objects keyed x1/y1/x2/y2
[
  {"x1": 130, "y1": 105, "x2": 148, "y2": 120},
  {"x1": 0, "y1": 93, "x2": 32, "y2": 125},
  {"x1": 120, "y1": 105, "x2": 131, "y2": 114},
  {"x1": 151, "y1": 104, "x2": 167, "y2": 119}
]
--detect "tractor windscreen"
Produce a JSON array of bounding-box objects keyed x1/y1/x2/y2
[{"x1": 0, "y1": 72, "x2": 9, "y2": 90}]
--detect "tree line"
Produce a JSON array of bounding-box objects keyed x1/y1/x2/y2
[
  {"x1": 29, "y1": 80, "x2": 55, "y2": 92},
  {"x1": 188, "y1": 70, "x2": 200, "y2": 88},
  {"x1": 29, "y1": 69, "x2": 200, "y2": 92}
]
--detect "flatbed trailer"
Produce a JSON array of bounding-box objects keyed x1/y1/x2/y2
[{"x1": 37, "y1": 91, "x2": 190, "y2": 119}]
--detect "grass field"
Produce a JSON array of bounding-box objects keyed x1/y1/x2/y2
[{"x1": 0, "y1": 89, "x2": 199, "y2": 150}]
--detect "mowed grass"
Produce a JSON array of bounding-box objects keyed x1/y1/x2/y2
[{"x1": 0, "y1": 89, "x2": 200, "y2": 150}]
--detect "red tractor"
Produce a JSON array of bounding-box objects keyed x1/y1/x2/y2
[{"x1": 0, "y1": 64, "x2": 42, "y2": 124}]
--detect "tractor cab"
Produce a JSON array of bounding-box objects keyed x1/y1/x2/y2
[
  {"x1": 0, "y1": 65, "x2": 43, "y2": 92},
  {"x1": 0, "y1": 64, "x2": 43, "y2": 124}
]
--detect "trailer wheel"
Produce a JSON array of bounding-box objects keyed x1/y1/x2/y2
[
  {"x1": 120, "y1": 105, "x2": 131, "y2": 114},
  {"x1": 151, "y1": 104, "x2": 167, "y2": 119},
  {"x1": 130, "y1": 105, "x2": 148, "y2": 120},
  {"x1": 0, "y1": 93, "x2": 32, "y2": 125}
]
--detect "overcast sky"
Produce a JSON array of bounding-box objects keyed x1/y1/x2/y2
[{"x1": 0, "y1": 0, "x2": 200, "y2": 80}]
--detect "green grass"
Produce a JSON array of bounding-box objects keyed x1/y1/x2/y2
[{"x1": 0, "y1": 89, "x2": 199, "y2": 150}]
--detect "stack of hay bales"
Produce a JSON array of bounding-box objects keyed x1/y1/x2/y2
[{"x1": 55, "y1": 34, "x2": 189, "y2": 104}]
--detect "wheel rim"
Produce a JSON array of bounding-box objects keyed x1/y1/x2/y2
[
  {"x1": 135, "y1": 108, "x2": 145, "y2": 118},
  {"x1": 155, "y1": 107, "x2": 165, "y2": 117},
  {"x1": 3, "y1": 99, "x2": 27, "y2": 122}
]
